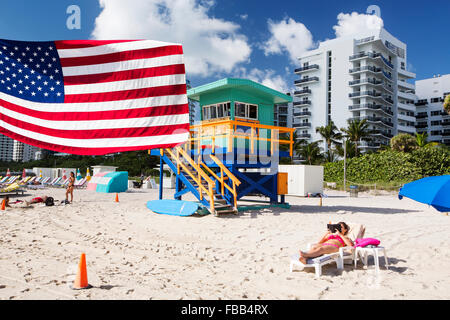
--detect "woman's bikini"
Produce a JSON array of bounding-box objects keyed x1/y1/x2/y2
[{"x1": 322, "y1": 234, "x2": 345, "y2": 248}]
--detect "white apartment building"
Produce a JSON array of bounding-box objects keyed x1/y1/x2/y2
[
  {"x1": 293, "y1": 28, "x2": 416, "y2": 151},
  {"x1": 0, "y1": 134, "x2": 41, "y2": 162},
  {"x1": 0, "y1": 134, "x2": 14, "y2": 162},
  {"x1": 274, "y1": 93, "x2": 293, "y2": 128},
  {"x1": 415, "y1": 74, "x2": 450, "y2": 146}
]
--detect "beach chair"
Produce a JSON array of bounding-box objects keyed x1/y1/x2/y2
[
  {"x1": 338, "y1": 223, "x2": 366, "y2": 267},
  {"x1": 19, "y1": 176, "x2": 31, "y2": 185},
  {"x1": 290, "y1": 223, "x2": 366, "y2": 277},
  {"x1": 0, "y1": 182, "x2": 20, "y2": 193},
  {"x1": 26, "y1": 176, "x2": 36, "y2": 184},
  {"x1": 74, "y1": 178, "x2": 87, "y2": 188},
  {"x1": 53, "y1": 177, "x2": 62, "y2": 186},
  {"x1": 41, "y1": 177, "x2": 51, "y2": 184},
  {"x1": 0, "y1": 176, "x2": 9, "y2": 184},
  {"x1": 58, "y1": 178, "x2": 69, "y2": 187}
]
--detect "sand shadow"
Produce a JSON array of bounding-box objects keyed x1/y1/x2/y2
[
  {"x1": 288, "y1": 205, "x2": 419, "y2": 215},
  {"x1": 95, "y1": 284, "x2": 123, "y2": 290}
]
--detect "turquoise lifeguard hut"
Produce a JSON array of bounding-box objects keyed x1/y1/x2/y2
[{"x1": 151, "y1": 78, "x2": 294, "y2": 215}]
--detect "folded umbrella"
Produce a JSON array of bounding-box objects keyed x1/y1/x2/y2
[{"x1": 398, "y1": 175, "x2": 450, "y2": 212}]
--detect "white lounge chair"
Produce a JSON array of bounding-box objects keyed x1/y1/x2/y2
[
  {"x1": 290, "y1": 223, "x2": 366, "y2": 277},
  {"x1": 74, "y1": 178, "x2": 87, "y2": 188}
]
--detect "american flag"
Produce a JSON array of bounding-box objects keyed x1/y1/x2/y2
[{"x1": 0, "y1": 39, "x2": 189, "y2": 155}]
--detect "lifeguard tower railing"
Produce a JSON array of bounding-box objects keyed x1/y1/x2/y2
[{"x1": 186, "y1": 118, "x2": 295, "y2": 158}]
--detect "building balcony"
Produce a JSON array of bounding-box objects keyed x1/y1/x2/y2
[
  {"x1": 293, "y1": 89, "x2": 312, "y2": 96},
  {"x1": 398, "y1": 80, "x2": 415, "y2": 91},
  {"x1": 294, "y1": 64, "x2": 319, "y2": 74},
  {"x1": 382, "y1": 70, "x2": 392, "y2": 81},
  {"x1": 349, "y1": 66, "x2": 381, "y2": 74},
  {"x1": 294, "y1": 77, "x2": 319, "y2": 85},
  {"x1": 349, "y1": 52, "x2": 394, "y2": 69},
  {"x1": 293, "y1": 111, "x2": 311, "y2": 117},
  {"x1": 398, "y1": 101, "x2": 416, "y2": 112},
  {"x1": 348, "y1": 104, "x2": 393, "y2": 116},
  {"x1": 293, "y1": 122, "x2": 312, "y2": 128},
  {"x1": 398, "y1": 90, "x2": 416, "y2": 101},
  {"x1": 381, "y1": 95, "x2": 394, "y2": 105},
  {"x1": 297, "y1": 133, "x2": 311, "y2": 138},
  {"x1": 397, "y1": 124, "x2": 416, "y2": 134},
  {"x1": 359, "y1": 141, "x2": 382, "y2": 149},
  {"x1": 349, "y1": 90, "x2": 382, "y2": 98},
  {"x1": 398, "y1": 67, "x2": 416, "y2": 79},
  {"x1": 354, "y1": 116, "x2": 394, "y2": 128},
  {"x1": 415, "y1": 99, "x2": 428, "y2": 106},
  {"x1": 368, "y1": 130, "x2": 393, "y2": 139},
  {"x1": 415, "y1": 122, "x2": 428, "y2": 129},
  {"x1": 443, "y1": 121, "x2": 450, "y2": 127},
  {"x1": 415, "y1": 112, "x2": 428, "y2": 119},
  {"x1": 442, "y1": 130, "x2": 450, "y2": 136},
  {"x1": 397, "y1": 113, "x2": 416, "y2": 123},
  {"x1": 293, "y1": 100, "x2": 312, "y2": 106},
  {"x1": 349, "y1": 78, "x2": 383, "y2": 86}
]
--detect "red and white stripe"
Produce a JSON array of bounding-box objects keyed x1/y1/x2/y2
[{"x1": 0, "y1": 39, "x2": 189, "y2": 155}]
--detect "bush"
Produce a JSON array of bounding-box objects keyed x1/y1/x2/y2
[
  {"x1": 324, "y1": 148, "x2": 450, "y2": 185},
  {"x1": 390, "y1": 133, "x2": 417, "y2": 152},
  {"x1": 410, "y1": 147, "x2": 450, "y2": 177}
]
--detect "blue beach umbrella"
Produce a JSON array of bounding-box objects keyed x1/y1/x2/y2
[{"x1": 398, "y1": 175, "x2": 450, "y2": 212}]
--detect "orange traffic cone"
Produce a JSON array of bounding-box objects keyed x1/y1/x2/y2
[
  {"x1": 71, "y1": 253, "x2": 92, "y2": 290},
  {"x1": 115, "y1": 193, "x2": 119, "y2": 202},
  {"x1": 1, "y1": 198, "x2": 5, "y2": 211}
]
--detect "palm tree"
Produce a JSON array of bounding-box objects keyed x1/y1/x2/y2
[
  {"x1": 315, "y1": 120, "x2": 342, "y2": 151},
  {"x1": 415, "y1": 132, "x2": 428, "y2": 148},
  {"x1": 444, "y1": 94, "x2": 450, "y2": 114},
  {"x1": 341, "y1": 119, "x2": 370, "y2": 156},
  {"x1": 335, "y1": 139, "x2": 357, "y2": 158},
  {"x1": 415, "y1": 132, "x2": 440, "y2": 148},
  {"x1": 298, "y1": 141, "x2": 323, "y2": 165}
]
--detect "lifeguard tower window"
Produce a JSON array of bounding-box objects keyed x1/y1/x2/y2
[
  {"x1": 202, "y1": 102, "x2": 231, "y2": 120},
  {"x1": 235, "y1": 102, "x2": 258, "y2": 120}
]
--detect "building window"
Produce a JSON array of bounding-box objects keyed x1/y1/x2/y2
[
  {"x1": 234, "y1": 101, "x2": 258, "y2": 120},
  {"x1": 202, "y1": 102, "x2": 231, "y2": 120}
]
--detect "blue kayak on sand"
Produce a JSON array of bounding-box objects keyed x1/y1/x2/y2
[{"x1": 146, "y1": 199, "x2": 199, "y2": 216}]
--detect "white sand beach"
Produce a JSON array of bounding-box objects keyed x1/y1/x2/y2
[{"x1": 0, "y1": 187, "x2": 449, "y2": 300}]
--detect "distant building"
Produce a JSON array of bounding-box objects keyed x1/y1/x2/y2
[
  {"x1": 0, "y1": 134, "x2": 42, "y2": 162},
  {"x1": 294, "y1": 27, "x2": 416, "y2": 151},
  {"x1": 415, "y1": 74, "x2": 450, "y2": 146},
  {"x1": 274, "y1": 93, "x2": 293, "y2": 128}
]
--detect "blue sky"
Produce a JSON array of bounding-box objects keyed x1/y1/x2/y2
[{"x1": 0, "y1": 0, "x2": 448, "y2": 92}]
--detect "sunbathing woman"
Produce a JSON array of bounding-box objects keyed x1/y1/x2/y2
[{"x1": 299, "y1": 222, "x2": 353, "y2": 264}]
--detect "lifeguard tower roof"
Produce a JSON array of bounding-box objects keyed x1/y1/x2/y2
[{"x1": 187, "y1": 78, "x2": 292, "y2": 104}]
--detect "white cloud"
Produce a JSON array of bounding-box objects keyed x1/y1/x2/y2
[
  {"x1": 240, "y1": 14, "x2": 248, "y2": 20},
  {"x1": 262, "y1": 17, "x2": 315, "y2": 64},
  {"x1": 92, "y1": 0, "x2": 251, "y2": 77},
  {"x1": 333, "y1": 12, "x2": 384, "y2": 38},
  {"x1": 236, "y1": 67, "x2": 291, "y2": 93}
]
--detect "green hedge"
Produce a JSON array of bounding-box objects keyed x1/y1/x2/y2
[{"x1": 324, "y1": 148, "x2": 450, "y2": 185}]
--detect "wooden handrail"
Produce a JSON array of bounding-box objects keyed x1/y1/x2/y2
[
  {"x1": 175, "y1": 147, "x2": 214, "y2": 186},
  {"x1": 209, "y1": 154, "x2": 241, "y2": 186},
  {"x1": 165, "y1": 148, "x2": 212, "y2": 205},
  {"x1": 200, "y1": 162, "x2": 235, "y2": 197},
  {"x1": 189, "y1": 119, "x2": 295, "y2": 156}
]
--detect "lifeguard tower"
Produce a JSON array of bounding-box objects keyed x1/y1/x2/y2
[{"x1": 151, "y1": 78, "x2": 294, "y2": 215}]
